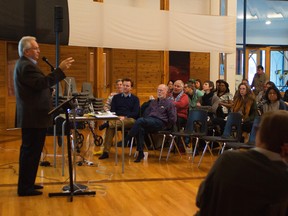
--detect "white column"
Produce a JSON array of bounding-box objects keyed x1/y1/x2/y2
[
  {"x1": 209, "y1": 0, "x2": 220, "y2": 83},
  {"x1": 226, "y1": 0, "x2": 237, "y2": 94}
]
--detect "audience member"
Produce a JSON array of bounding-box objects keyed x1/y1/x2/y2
[
  {"x1": 241, "y1": 78, "x2": 250, "y2": 87},
  {"x1": 127, "y1": 84, "x2": 177, "y2": 162},
  {"x1": 256, "y1": 80, "x2": 275, "y2": 104},
  {"x1": 185, "y1": 81, "x2": 204, "y2": 111},
  {"x1": 212, "y1": 80, "x2": 233, "y2": 135},
  {"x1": 214, "y1": 79, "x2": 222, "y2": 93},
  {"x1": 169, "y1": 80, "x2": 189, "y2": 130},
  {"x1": 215, "y1": 80, "x2": 233, "y2": 118},
  {"x1": 232, "y1": 83, "x2": 257, "y2": 141},
  {"x1": 196, "y1": 80, "x2": 220, "y2": 119},
  {"x1": 233, "y1": 78, "x2": 251, "y2": 101},
  {"x1": 251, "y1": 65, "x2": 267, "y2": 96},
  {"x1": 195, "y1": 110, "x2": 288, "y2": 216},
  {"x1": 256, "y1": 81, "x2": 276, "y2": 114},
  {"x1": 195, "y1": 79, "x2": 203, "y2": 91},
  {"x1": 103, "y1": 79, "x2": 123, "y2": 112},
  {"x1": 261, "y1": 86, "x2": 288, "y2": 114},
  {"x1": 167, "y1": 80, "x2": 174, "y2": 98},
  {"x1": 98, "y1": 78, "x2": 140, "y2": 159}
]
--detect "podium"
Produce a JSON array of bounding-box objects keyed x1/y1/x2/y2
[{"x1": 48, "y1": 97, "x2": 96, "y2": 201}]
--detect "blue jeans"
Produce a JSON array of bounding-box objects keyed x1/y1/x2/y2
[{"x1": 129, "y1": 117, "x2": 165, "y2": 151}]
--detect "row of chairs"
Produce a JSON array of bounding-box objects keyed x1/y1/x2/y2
[{"x1": 155, "y1": 110, "x2": 260, "y2": 167}]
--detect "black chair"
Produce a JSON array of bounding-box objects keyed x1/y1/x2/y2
[
  {"x1": 128, "y1": 133, "x2": 157, "y2": 157},
  {"x1": 223, "y1": 116, "x2": 261, "y2": 151},
  {"x1": 197, "y1": 112, "x2": 242, "y2": 167},
  {"x1": 166, "y1": 109, "x2": 208, "y2": 162},
  {"x1": 157, "y1": 126, "x2": 179, "y2": 161}
]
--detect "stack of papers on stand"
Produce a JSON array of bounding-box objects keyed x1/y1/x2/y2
[{"x1": 88, "y1": 112, "x2": 118, "y2": 118}]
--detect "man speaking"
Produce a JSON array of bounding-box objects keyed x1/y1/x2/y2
[{"x1": 14, "y1": 36, "x2": 74, "y2": 196}]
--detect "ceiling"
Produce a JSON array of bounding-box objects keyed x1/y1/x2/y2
[
  {"x1": 236, "y1": 0, "x2": 288, "y2": 45},
  {"x1": 237, "y1": 0, "x2": 288, "y2": 20}
]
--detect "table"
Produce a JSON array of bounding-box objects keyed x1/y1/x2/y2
[{"x1": 53, "y1": 114, "x2": 125, "y2": 175}]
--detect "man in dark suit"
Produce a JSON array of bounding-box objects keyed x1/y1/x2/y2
[{"x1": 14, "y1": 36, "x2": 74, "y2": 196}]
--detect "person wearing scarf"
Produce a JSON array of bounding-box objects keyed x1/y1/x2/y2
[
  {"x1": 232, "y1": 83, "x2": 257, "y2": 142},
  {"x1": 169, "y1": 80, "x2": 189, "y2": 131}
]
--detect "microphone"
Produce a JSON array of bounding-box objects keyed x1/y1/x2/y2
[{"x1": 42, "y1": 56, "x2": 55, "y2": 71}]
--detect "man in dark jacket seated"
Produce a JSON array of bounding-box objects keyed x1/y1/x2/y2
[{"x1": 195, "y1": 110, "x2": 288, "y2": 216}]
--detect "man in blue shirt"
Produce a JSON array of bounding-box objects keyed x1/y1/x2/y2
[
  {"x1": 99, "y1": 78, "x2": 140, "y2": 159},
  {"x1": 128, "y1": 84, "x2": 177, "y2": 162}
]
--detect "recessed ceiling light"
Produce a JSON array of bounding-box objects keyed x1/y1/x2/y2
[{"x1": 265, "y1": 20, "x2": 271, "y2": 25}]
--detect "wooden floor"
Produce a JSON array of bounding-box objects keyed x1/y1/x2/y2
[{"x1": 0, "y1": 127, "x2": 218, "y2": 216}]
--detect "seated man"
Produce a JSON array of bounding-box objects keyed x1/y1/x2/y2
[
  {"x1": 195, "y1": 110, "x2": 288, "y2": 216},
  {"x1": 127, "y1": 84, "x2": 177, "y2": 163},
  {"x1": 98, "y1": 78, "x2": 140, "y2": 159}
]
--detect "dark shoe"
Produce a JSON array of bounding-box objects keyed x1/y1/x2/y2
[
  {"x1": 134, "y1": 151, "x2": 144, "y2": 163},
  {"x1": 98, "y1": 152, "x2": 109, "y2": 160},
  {"x1": 99, "y1": 122, "x2": 109, "y2": 131},
  {"x1": 34, "y1": 185, "x2": 43, "y2": 190},
  {"x1": 18, "y1": 190, "x2": 43, "y2": 196}
]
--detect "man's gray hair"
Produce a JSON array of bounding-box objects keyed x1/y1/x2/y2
[{"x1": 18, "y1": 36, "x2": 36, "y2": 57}]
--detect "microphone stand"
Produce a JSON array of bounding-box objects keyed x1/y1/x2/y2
[{"x1": 48, "y1": 98, "x2": 96, "y2": 201}]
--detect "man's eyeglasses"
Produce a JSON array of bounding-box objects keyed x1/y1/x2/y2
[{"x1": 28, "y1": 47, "x2": 40, "y2": 51}]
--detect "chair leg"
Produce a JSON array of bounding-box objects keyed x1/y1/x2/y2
[
  {"x1": 192, "y1": 137, "x2": 199, "y2": 163},
  {"x1": 166, "y1": 137, "x2": 175, "y2": 161},
  {"x1": 159, "y1": 134, "x2": 166, "y2": 161},
  {"x1": 166, "y1": 137, "x2": 182, "y2": 161},
  {"x1": 128, "y1": 137, "x2": 134, "y2": 157},
  {"x1": 220, "y1": 142, "x2": 226, "y2": 154},
  {"x1": 197, "y1": 141, "x2": 209, "y2": 168}
]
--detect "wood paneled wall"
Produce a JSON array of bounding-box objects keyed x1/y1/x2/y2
[
  {"x1": 108, "y1": 49, "x2": 163, "y2": 104},
  {"x1": 0, "y1": 40, "x2": 210, "y2": 129},
  {"x1": 190, "y1": 52, "x2": 210, "y2": 83}
]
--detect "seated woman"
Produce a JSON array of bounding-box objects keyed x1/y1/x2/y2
[
  {"x1": 215, "y1": 80, "x2": 233, "y2": 118},
  {"x1": 170, "y1": 80, "x2": 189, "y2": 131},
  {"x1": 232, "y1": 83, "x2": 257, "y2": 142},
  {"x1": 212, "y1": 80, "x2": 233, "y2": 135},
  {"x1": 167, "y1": 80, "x2": 174, "y2": 98},
  {"x1": 261, "y1": 86, "x2": 288, "y2": 114},
  {"x1": 184, "y1": 80, "x2": 204, "y2": 111}
]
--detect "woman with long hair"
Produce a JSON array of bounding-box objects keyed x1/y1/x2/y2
[{"x1": 232, "y1": 83, "x2": 257, "y2": 141}]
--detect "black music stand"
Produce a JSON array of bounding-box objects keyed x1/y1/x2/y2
[{"x1": 48, "y1": 97, "x2": 96, "y2": 202}]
